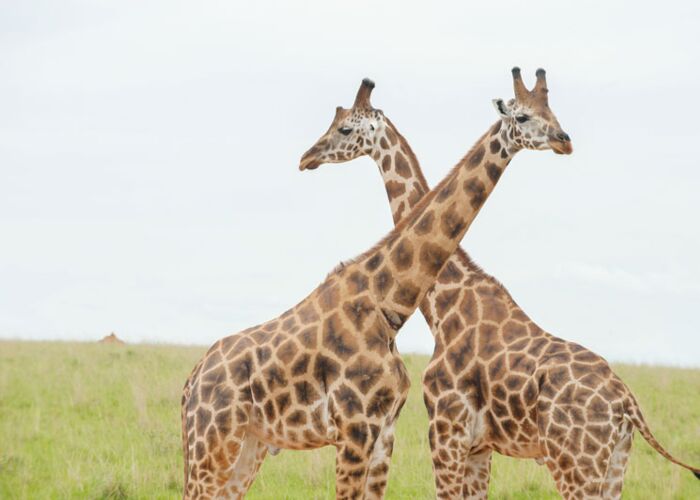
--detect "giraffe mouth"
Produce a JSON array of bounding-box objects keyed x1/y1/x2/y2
[
  {"x1": 299, "y1": 159, "x2": 322, "y2": 171},
  {"x1": 299, "y1": 150, "x2": 323, "y2": 170},
  {"x1": 549, "y1": 139, "x2": 573, "y2": 155}
]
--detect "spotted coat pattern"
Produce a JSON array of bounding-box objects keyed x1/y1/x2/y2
[
  {"x1": 301, "y1": 74, "x2": 700, "y2": 499},
  {"x1": 182, "y1": 78, "x2": 534, "y2": 498}
]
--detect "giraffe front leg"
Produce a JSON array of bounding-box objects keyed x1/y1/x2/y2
[
  {"x1": 335, "y1": 442, "x2": 373, "y2": 500},
  {"x1": 460, "y1": 448, "x2": 492, "y2": 499},
  {"x1": 428, "y1": 420, "x2": 468, "y2": 500},
  {"x1": 363, "y1": 423, "x2": 397, "y2": 499}
]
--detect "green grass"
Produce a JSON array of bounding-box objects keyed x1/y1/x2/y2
[{"x1": 0, "y1": 341, "x2": 698, "y2": 499}]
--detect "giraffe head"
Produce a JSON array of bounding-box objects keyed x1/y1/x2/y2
[
  {"x1": 492, "y1": 67, "x2": 572, "y2": 155},
  {"x1": 299, "y1": 78, "x2": 385, "y2": 170}
]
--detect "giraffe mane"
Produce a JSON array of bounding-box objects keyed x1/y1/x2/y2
[
  {"x1": 383, "y1": 116, "x2": 432, "y2": 190},
  {"x1": 453, "y1": 248, "x2": 516, "y2": 303},
  {"x1": 323, "y1": 124, "x2": 499, "y2": 283},
  {"x1": 383, "y1": 117, "x2": 513, "y2": 296}
]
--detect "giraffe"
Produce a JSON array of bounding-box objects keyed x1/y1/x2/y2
[
  {"x1": 300, "y1": 73, "x2": 700, "y2": 498},
  {"x1": 182, "y1": 68, "x2": 570, "y2": 500}
]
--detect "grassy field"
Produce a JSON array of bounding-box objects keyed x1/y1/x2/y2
[{"x1": 0, "y1": 341, "x2": 699, "y2": 499}]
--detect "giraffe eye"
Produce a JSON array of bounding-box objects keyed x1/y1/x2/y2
[
  {"x1": 338, "y1": 127, "x2": 353, "y2": 136},
  {"x1": 515, "y1": 115, "x2": 530, "y2": 123}
]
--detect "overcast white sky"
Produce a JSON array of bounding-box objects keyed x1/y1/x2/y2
[{"x1": 2, "y1": 1, "x2": 699, "y2": 366}]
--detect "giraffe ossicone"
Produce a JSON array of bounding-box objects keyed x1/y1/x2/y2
[{"x1": 300, "y1": 71, "x2": 700, "y2": 499}]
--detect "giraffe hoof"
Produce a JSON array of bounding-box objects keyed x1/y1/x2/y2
[{"x1": 267, "y1": 445, "x2": 281, "y2": 456}]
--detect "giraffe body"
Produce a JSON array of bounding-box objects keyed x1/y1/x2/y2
[
  {"x1": 182, "y1": 279, "x2": 410, "y2": 498},
  {"x1": 183, "y1": 70, "x2": 561, "y2": 500},
  {"x1": 301, "y1": 74, "x2": 700, "y2": 499}
]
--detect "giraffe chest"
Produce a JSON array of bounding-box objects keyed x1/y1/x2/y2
[
  {"x1": 239, "y1": 317, "x2": 409, "y2": 450},
  {"x1": 245, "y1": 354, "x2": 410, "y2": 451}
]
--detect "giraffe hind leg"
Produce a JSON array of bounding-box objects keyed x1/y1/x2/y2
[
  {"x1": 538, "y1": 401, "x2": 614, "y2": 499},
  {"x1": 222, "y1": 434, "x2": 268, "y2": 498},
  {"x1": 600, "y1": 423, "x2": 633, "y2": 500},
  {"x1": 184, "y1": 427, "x2": 245, "y2": 499},
  {"x1": 542, "y1": 430, "x2": 630, "y2": 500},
  {"x1": 184, "y1": 423, "x2": 268, "y2": 500}
]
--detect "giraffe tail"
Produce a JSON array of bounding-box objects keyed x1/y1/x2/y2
[
  {"x1": 181, "y1": 377, "x2": 192, "y2": 496},
  {"x1": 625, "y1": 393, "x2": 700, "y2": 479},
  {"x1": 181, "y1": 358, "x2": 206, "y2": 497}
]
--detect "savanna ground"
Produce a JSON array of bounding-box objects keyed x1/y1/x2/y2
[{"x1": 0, "y1": 341, "x2": 699, "y2": 499}]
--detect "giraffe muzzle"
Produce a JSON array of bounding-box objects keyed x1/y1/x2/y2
[
  {"x1": 299, "y1": 156, "x2": 322, "y2": 171},
  {"x1": 299, "y1": 145, "x2": 325, "y2": 170},
  {"x1": 548, "y1": 131, "x2": 573, "y2": 155}
]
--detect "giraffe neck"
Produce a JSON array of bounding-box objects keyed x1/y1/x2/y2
[
  {"x1": 362, "y1": 120, "x2": 517, "y2": 324},
  {"x1": 370, "y1": 118, "x2": 430, "y2": 225}
]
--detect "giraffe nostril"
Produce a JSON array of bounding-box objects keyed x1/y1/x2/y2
[{"x1": 556, "y1": 132, "x2": 571, "y2": 142}]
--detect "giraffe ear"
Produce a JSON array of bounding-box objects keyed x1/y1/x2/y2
[{"x1": 492, "y1": 98, "x2": 510, "y2": 118}]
